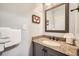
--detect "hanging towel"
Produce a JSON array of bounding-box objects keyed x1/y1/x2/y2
[
  {"x1": 5, "y1": 29, "x2": 21, "y2": 48},
  {"x1": 0, "y1": 27, "x2": 11, "y2": 51},
  {"x1": 0, "y1": 44, "x2": 4, "y2": 52}
]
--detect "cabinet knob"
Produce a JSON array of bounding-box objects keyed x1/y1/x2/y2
[{"x1": 42, "y1": 48, "x2": 47, "y2": 52}]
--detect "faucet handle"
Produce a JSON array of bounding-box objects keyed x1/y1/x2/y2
[
  {"x1": 50, "y1": 36, "x2": 55, "y2": 40},
  {"x1": 52, "y1": 36, "x2": 56, "y2": 40}
]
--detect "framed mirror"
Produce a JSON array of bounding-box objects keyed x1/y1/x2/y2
[{"x1": 45, "y1": 3, "x2": 69, "y2": 33}]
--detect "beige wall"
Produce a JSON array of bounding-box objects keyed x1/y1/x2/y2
[{"x1": 32, "y1": 3, "x2": 44, "y2": 36}]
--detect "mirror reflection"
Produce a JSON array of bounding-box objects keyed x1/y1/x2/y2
[{"x1": 45, "y1": 4, "x2": 69, "y2": 33}]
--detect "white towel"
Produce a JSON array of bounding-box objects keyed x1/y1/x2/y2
[
  {"x1": 0, "y1": 44, "x2": 4, "y2": 52},
  {"x1": 0, "y1": 27, "x2": 12, "y2": 38},
  {"x1": 5, "y1": 29, "x2": 21, "y2": 48},
  {"x1": 0, "y1": 27, "x2": 21, "y2": 48},
  {"x1": 0, "y1": 27, "x2": 11, "y2": 52},
  {"x1": 0, "y1": 39, "x2": 11, "y2": 44}
]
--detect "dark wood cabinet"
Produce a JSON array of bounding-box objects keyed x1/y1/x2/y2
[
  {"x1": 33, "y1": 42, "x2": 67, "y2": 56},
  {"x1": 33, "y1": 42, "x2": 44, "y2": 56},
  {"x1": 44, "y1": 46, "x2": 67, "y2": 56}
]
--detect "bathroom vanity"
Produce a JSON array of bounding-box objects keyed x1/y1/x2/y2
[
  {"x1": 32, "y1": 35, "x2": 79, "y2": 56},
  {"x1": 33, "y1": 42, "x2": 67, "y2": 56}
]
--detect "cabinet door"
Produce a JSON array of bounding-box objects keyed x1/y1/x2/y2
[
  {"x1": 33, "y1": 42, "x2": 44, "y2": 56},
  {"x1": 44, "y1": 47, "x2": 67, "y2": 56},
  {"x1": 33, "y1": 42, "x2": 67, "y2": 56}
]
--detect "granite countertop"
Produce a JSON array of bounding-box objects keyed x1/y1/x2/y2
[{"x1": 32, "y1": 37, "x2": 79, "y2": 56}]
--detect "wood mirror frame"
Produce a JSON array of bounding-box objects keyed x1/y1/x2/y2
[{"x1": 45, "y1": 3, "x2": 69, "y2": 33}]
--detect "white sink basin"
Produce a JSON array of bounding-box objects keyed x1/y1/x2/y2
[{"x1": 42, "y1": 40, "x2": 61, "y2": 46}]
